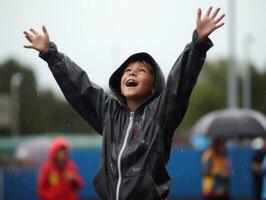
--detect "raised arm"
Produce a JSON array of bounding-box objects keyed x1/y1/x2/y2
[
  {"x1": 23, "y1": 26, "x2": 111, "y2": 134},
  {"x1": 155, "y1": 7, "x2": 225, "y2": 137}
]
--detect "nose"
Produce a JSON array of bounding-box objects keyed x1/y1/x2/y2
[{"x1": 129, "y1": 70, "x2": 136, "y2": 76}]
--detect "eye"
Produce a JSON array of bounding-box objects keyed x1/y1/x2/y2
[
  {"x1": 124, "y1": 68, "x2": 131, "y2": 73},
  {"x1": 139, "y1": 68, "x2": 147, "y2": 73}
]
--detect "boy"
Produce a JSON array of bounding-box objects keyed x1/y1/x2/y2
[
  {"x1": 37, "y1": 137, "x2": 84, "y2": 200},
  {"x1": 24, "y1": 7, "x2": 225, "y2": 200}
]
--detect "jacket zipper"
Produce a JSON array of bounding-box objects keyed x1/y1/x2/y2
[{"x1": 115, "y1": 112, "x2": 134, "y2": 200}]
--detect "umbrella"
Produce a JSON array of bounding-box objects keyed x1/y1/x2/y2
[
  {"x1": 190, "y1": 109, "x2": 266, "y2": 138},
  {"x1": 14, "y1": 137, "x2": 52, "y2": 166}
]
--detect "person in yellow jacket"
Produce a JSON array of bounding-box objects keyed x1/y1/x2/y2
[{"x1": 201, "y1": 137, "x2": 232, "y2": 200}]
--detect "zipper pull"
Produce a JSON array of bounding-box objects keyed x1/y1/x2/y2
[{"x1": 130, "y1": 112, "x2": 134, "y2": 119}]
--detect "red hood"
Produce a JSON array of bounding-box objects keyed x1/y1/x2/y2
[{"x1": 49, "y1": 137, "x2": 70, "y2": 162}]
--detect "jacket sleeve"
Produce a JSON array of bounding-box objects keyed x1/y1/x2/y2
[
  {"x1": 67, "y1": 161, "x2": 84, "y2": 189},
  {"x1": 39, "y1": 43, "x2": 110, "y2": 134},
  {"x1": 155, "y1": 30, "x2": 213, "y2": 138}
]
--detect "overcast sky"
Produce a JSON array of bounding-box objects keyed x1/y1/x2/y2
[{"x1": 1, "y1": 0, "x2": 266, "y2": 95}]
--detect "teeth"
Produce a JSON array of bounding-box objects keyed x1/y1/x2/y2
[{"x1": 126, "y1": 79, "x2": 138, "y2": 87}]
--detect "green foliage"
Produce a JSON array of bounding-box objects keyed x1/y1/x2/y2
[
  {"x1": 250, "y1": 66, "x2": 266, "y2": 114},
  {"x1": 0, "y1": 59, "x2": 93, "y2": 135},
  {"x1": 179, "y1": 60, "x2": 227, "y2": 130},
  {"x1": 179, "y1": 59, "x2": 266, "y2": 132},
  {"x1": 36, "y1": 90, "x2": 92, "y2": 133}
]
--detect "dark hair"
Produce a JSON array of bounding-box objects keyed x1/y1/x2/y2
[
  {"x1": 211, "y1": 137, "x2": 227, "y2": 155},
  {"x1": 125, "y1": 60, "x2": 155, "y2": 75}
]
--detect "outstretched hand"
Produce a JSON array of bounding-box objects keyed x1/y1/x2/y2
[
  {"x1": 196, "y1": 7, "x2": 225, "y2": 39},
  {"x1": 23, "y1": 26, "x2": 50, "y2": 53}
]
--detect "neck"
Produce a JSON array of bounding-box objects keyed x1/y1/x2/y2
[
  {"x1": 56, "y1": 161, "x2": 66, "y2": 170},
  {"x1": 126, "y1": 99, "x2": 145, "y2": 111}
]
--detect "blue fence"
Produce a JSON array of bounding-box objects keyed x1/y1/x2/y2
[{"x1": 1, "y1": 148, "x2": 255, "y2": 200}]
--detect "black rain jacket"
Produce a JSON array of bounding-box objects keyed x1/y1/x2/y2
[{"x1": 40, "y1": 31, "x2": 213, "y2": 200}]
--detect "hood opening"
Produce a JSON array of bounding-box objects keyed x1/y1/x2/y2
[
  {"x1": 49, "y1": 137, "x2": 70, "y2": 163},
  {"x1": 109, "y1": 52, "x2": 165, "y2": 106}
]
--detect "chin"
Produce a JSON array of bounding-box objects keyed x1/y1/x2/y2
[{"x1": 122, "y1": 93, "x2": 138, "y2": 99}]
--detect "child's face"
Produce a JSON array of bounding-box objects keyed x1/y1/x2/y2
[
  {"x1": 56, "y1": 147, "x2": 67, "y2": 165},
  {"x1": 120, "y1": 61, "x2": 154, "y2": 103}
]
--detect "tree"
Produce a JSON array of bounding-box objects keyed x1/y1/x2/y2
[
  {"x1": 178, "y1": 59, "x2": 266, "y2": 132},
  {"x1": 250, "y1": 65, "x2": 266, "y2": 114},
  {"x1": 0, "y1": 59, "x2": 93, "y2": 135},
  {"x1": 179, "y1": 60, "x2": 227, "y2": 130},
  {"x1": 0, "y1": 59, "x2": 39, "y2": 135}
]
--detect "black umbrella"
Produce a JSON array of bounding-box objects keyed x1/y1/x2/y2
[{"x1": 190, "y1": 109, "x2": 266, "y2": 138}]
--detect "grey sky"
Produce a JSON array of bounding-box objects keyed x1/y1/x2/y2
[{"x1": 1, "y1": 0, "x2": 266, "y2": 95}]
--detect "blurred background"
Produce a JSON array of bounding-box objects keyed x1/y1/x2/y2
[{"x1": 0, "y1": 0, "x2": 266, "y2": 199}]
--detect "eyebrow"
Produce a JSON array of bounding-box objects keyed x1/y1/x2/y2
[{"x1": 125, "y1": 61, "x2": 154, "y2": 74}]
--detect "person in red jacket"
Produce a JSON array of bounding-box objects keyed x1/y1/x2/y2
[{"x1": 37, "y1": 137, "x2": 84, "y2": 200}]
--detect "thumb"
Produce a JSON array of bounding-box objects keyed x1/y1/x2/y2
[{"x1": 23, "y1": 44, "x2": 34, "y2": 49}]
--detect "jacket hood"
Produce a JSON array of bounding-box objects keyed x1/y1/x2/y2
[
  {"x1": 109, "y1": 52, "x2": 165, "y2": 105},
  {"x1": 49, "y1": 137, "x2": 70, "y2": 162}
]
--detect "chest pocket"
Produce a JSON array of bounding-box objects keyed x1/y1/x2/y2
[
  {"x1": 127, "y1": 108, "x2": 155, "y2": 150},
  {"x1": 124, "y1": 110, "x2": 155, "y2": 172},
  {"x1": 129, "y1": 122, "x2": 142, "y2": 146},
  {"x1": 126, "y1": 121, "x2": 151, "y2": 165},
  {"x1": 128, "y1": 115, "x2": 150, "y2": 149}
]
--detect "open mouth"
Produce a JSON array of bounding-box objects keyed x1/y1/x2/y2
[{"x1": 126, "y1": 79, "x2": 139, "y2": 87}]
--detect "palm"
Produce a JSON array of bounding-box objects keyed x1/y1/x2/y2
[
  {"x1": 23, "y1": 26, "x2": 50, "y2": 53},
  {"x1": 196, "y1": 7, "x2": 225, "y2": 39},
  {"x1": 32, "y1": 34, "x2": 48, "y2": 51}
]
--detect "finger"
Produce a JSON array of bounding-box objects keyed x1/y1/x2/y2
[
  {"x1": 24, "y1": 33, "x2": 32, "y2": 42},
  {"x1": 23, "y1": 44, "x2": 34, "y2": 49},
  {"x1": 42, "y1": 25, "x2": 48, "y2": 35},
  {"x1": 23, "y1": 31, "x2": 30, "y2": 37},
  {"x1": 214, "y1": 14, "x2": 225, "y2": 24},
  {"x1": 23, "y1": 31, "x2": 33, "y2": 43},
  {"x1": 215, "y1": 22, "x2": 225, "y2": 30},
  {"x1": 30, "y1": 28, "x2": 39, "y2": 36},
  {"x1": 197, "y1": 8, "x2": 202, "y2": 21},
  {"x1": 24, "y1": 31, "x2": 34, "y2": 39},
  {"x1": 24, "y1": 35, "x2": 32, "y2": 43},
  {"x1": 211, "y1": 7, "x2": 220, "y2": 19},
  {"x1": 205, "y1": 6, "x2": 212, "y2": 17}
]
